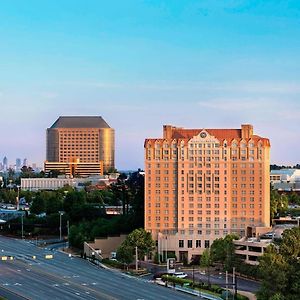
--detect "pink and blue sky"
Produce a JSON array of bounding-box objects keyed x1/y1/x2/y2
[{"x1": 0, "y1": 1, "x2": 299, "y2": 169}]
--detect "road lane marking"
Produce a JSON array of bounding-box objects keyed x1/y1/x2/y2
[{"x1": 5, "y1": 257, "x2": 118, "y2": 300}]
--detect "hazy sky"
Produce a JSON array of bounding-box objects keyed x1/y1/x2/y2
[{"x1": 0, "y1": 1, "x2": 299, "y2": 170}]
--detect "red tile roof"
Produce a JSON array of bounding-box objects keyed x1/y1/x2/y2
[
  {"x1": 172, "y1": 129, "x2": 242, "y2": 140},
  {"x1": 144, "y1": 126, "x2": 270, "y2": 147}
]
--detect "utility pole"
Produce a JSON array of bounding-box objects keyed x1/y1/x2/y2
[
  {"x1": 165, "y1": 236, "x2": 168, "y2": 262},
  {"x1": 226, "y1": 270, "x2": 228, "y2": 300},
  {"x1": 135, "y1": 246, "x2": 138, "y2": 271},
  {"x1": 192, "y1": 264, "x2": 195, "y2": 286},
  {"x1": 158, "y1": 233, "x2": 161, "y2": 264},
  {"x1": 21, "y1": 213, "x2": 24, "y2": 239}
]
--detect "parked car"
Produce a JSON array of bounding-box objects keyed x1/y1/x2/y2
[{"x1": 173, "y1": 272, "x2": 188, "y2": 279}]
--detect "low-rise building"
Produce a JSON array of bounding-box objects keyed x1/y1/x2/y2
[
  {"x1": 21, "y1": 174, "x2": 119, "y2": 191},
  {"x1": 270, "y1": 169, "x2": 300, "y2": 192},
  {"x1": 234, "y1": 237, "x2": 271, "y2": 265},
  {"x1": 235, "y1": 220, "x2": 300, "y2": 265}
]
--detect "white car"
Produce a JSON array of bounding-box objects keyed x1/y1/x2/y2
[{"x1": 174, "y1": 272, "x2": 188, "y2": 279}]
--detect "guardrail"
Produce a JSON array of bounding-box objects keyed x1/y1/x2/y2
[
  {"x1": 174, "y1": 285, "x2": 223, "y2": 300},
  {"x1": 156, "y1": 280, "x2": 223, "y2": 300}
]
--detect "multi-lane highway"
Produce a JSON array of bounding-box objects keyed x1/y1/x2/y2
[{"x1": 0, "y1": 236, "x2": 196, "y2": 300}]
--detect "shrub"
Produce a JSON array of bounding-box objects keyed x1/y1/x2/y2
[{"x1": 102, "y1": 258, "x2": 124, "y2": 269}]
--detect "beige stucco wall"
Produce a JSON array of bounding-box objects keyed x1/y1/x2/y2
[{"x1": 84, "y1": 235, "x2": 127, "y2": 259}]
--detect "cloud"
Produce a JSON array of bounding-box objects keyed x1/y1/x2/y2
[
  {"x1": 64, "y1": 80, "x2": 300, "y2": 94},
  {"x1": 276, "y1": 109, "x2": 300, "y2": 120},
  {"x1": 198, "y1": 98, "x2": 263, "y2": 111}
]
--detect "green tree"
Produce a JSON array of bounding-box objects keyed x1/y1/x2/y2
[
  {"x1": 45, "y1": 195, "x2": 63, "y2": 214},
  {"x1": 20, "y1": 166, "x2": 35, "y2": 178},
  {"x1": 30, "y1": 195, "x2": 46, "y2": 214},
  {"x1": 123, "y1": 228, "x2": 155, "y2": 259},
  {"x1": 200, "y1": 249, "x2": 212, "y2": 286},
  {"x1": 114, "y1": 228, "x2": 155, "y2": 268},
  {"x1": 63, "y1": 190, "x2": 86, "y2": 213},
  {"x1": 270, "y1": 189, "x2": 288, "y2": 219},
  {"x1": 258, "y1": 228, "x2": 300, "y2": 300},
  {"x1": 126, "y1": 171, "x2": 144, "y2": 228},
  {"x1": 210, "y1": 234, "x2": 238, "y2": 271},
  {"x1": 288, "y1": 193, "x2": 300, "y2": 206},
  {"x1": 116, "y1": 243, "x2": 134, "y2": 268},
  {"x1": 257, "y1": 245, "x2": 289, "y2": 300}
]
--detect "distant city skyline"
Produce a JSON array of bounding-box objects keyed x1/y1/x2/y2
[{"x1": 0, "y1": 1, "x2": 299, "y2": 169}]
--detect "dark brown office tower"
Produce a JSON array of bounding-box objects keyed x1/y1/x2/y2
[{"x1": 45, "y1": 116, "x2": 115, "y2": 177}]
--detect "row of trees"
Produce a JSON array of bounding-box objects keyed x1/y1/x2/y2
[
  {"x1": 1, "y1": 171, "x2": 145, "y2": 247},
  {"x1": 270, "y1": 164, "x2": 300, "y2": 170}
]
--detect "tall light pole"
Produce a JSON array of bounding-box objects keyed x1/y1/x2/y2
[
  {"x1": 59, "y1": 211, "x2": 64, "y2": 241},
  {"x1": 67, "y1": 220, "x2": 70, "y2": 248},
  {"x1": 16, "y1": 185, "x2": 20, "y2": 210}
]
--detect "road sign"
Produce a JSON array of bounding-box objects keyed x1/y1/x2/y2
[{"x1": 167, "y1": 258, "x2": 175, "y2": 274}]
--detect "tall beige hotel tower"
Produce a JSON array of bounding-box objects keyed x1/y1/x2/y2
[
  {"x1": 45, "y1": 116, "x2": 115, "y2": 177},
  {"x1": 144, "y1": 124, "x2": 270, "y2": 262}
]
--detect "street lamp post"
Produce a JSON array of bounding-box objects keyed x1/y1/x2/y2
[
  {"x1": 67, "y1": 220, "x2": 70, "y2": 248},
  {"x1": 16, "y1": 185, "x2": 20, "y2": 210},
  {"x1": 59, "y1": 211, "x2": 65, "y2": 241}
]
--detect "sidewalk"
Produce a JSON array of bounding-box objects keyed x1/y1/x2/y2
[{"x1": 238, "y1": 291, "x2": 257, "y2": 300}]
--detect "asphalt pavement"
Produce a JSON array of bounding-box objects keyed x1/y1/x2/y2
[
  {"x1": 0, "y1": 236, "x2": 196, "y2": 300},
  {"x1": 140, "y1": 261, "x2": 260, "y2": 293},
  {"x1": 185, "y1": 270, "x2": 260, "y2": 293}
]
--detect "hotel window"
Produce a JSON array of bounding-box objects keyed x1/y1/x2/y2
[
  {"x1": 179, "y1": 240, "x2": 184, "y2": 248},
  {"x1": 188, "y1": 240, "x2": 193, "y2": 248},
  {"x1": 196, "y1": 240, "x2": 201, "y2": 248},
  {"x1": 205, "y1": 240, "x2": 210, "y2": 248}
]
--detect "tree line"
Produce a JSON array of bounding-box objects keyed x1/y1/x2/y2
[{"x1": 0, "y1": 171, "x2": 145, "y2": 247}]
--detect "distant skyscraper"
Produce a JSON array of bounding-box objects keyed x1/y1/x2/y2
[
  {"x1": 16, "y1": 158, "x2": 22, "y2": 171},
  {"x1": 144, "y1": 124, "x2": 270, "y2": 262},
  {"x1": 23, "y1": 158, "x2": 28, "y2": 167},
  {"x1": 3, "y1": 156, "x2": 8, "y2": 172},
  {"x1": 45, "y1": 116, "x2": 115, "y2": 177}
]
